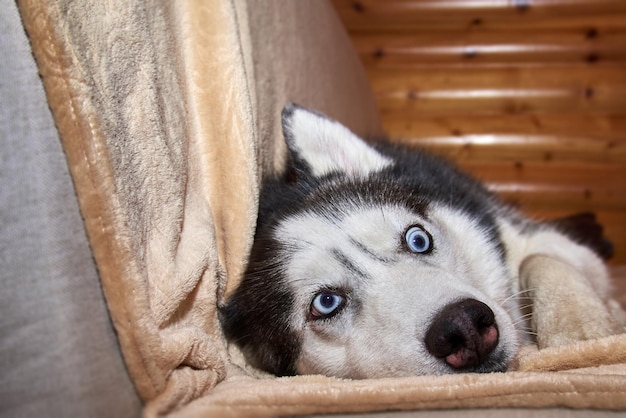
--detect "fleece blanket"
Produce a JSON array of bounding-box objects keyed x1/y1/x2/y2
[{"x1": 18, "y1": 0, "x2": 626, "y2": 416}]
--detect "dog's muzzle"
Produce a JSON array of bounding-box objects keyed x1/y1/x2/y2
[{"x1": 425, "y1": 298, "x2": 499, "y2": 370}]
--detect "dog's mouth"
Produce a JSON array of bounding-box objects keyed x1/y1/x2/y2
[
  {"x1": 467, "y1": 349, "x2": 511, "y2": 373},
  {"x1": 425, "y1": 298, "x2": 511, "y2": 373}
]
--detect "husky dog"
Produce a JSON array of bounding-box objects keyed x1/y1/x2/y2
[{"x1": 222, "y1": 104, "x2": 615, "y2": 378}]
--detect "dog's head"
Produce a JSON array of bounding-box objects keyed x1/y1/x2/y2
[{"x1": 222, "y1": 104, "x2": 523, "y2": 378}]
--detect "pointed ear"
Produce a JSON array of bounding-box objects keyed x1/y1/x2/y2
[{"x1": 281, "y1": 103, "x2": 392, "y2": 178}]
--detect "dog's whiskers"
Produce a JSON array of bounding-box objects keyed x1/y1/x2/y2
[{"x1": 501, "y1": 288, "x2": 535, "y2": 306}]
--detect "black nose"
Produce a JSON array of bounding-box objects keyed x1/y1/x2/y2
[{"x1": 424, "y1": 299, "x2": 499, "y2": 370}]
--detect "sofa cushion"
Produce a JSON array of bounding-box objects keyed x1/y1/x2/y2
[{"x1": 0, "y1": 2, "x2": 141, "y2": 417}]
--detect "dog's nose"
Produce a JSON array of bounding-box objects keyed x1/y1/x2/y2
[{"x1": 424, "y1": 298, "x2": 499, "y2": 370}]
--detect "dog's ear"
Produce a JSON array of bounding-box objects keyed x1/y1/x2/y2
[{"x1": 281, "y1": 103, "x2": 391, "y2": 177}]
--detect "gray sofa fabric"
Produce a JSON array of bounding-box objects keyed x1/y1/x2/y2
[{"x1": 0, "y1": 2, "x2": 141, "y2": 416}]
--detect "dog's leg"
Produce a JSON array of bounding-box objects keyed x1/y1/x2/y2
[{"x1": 520, "y1": 254, "x2": 625, "y2": 349}]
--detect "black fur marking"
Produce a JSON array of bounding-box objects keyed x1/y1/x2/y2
[
  {"x1": 220, "y1": 239, "x2": 301, "y2": 376},
  {"x1": 331, "y1": 248, "x2": 374, "y2": 282},
  {"x1": 548, "y1": 212, "x2": 614, "y2": 260},
  {"x1": 349, "y1": 237, "x2": 398, "y2": 265}
]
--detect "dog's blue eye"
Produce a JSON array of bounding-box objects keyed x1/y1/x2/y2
[
  {"x1": 405, "y1": 225, "x2": 432, "y2": 253},
  {"x1": 310, "y1": 292, "x2": 345, "y2": 319}
]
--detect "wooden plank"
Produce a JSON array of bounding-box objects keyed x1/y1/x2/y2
[
  {"x1": 333, "y1": 0, "x2": 626, "y2": 31},
  {"x1": 343, "y1": 15, "x2": 626, "y2": 32},
  {"x1": 463, "y1": 161, "x2": 625, "y2": 191},
  {"x1": 393, "y1": 134, "x2": 626, "y2": 164},
  {"x1": 352, "y1": 31, "x2": 626, "y2": 67},
  {"x1": 334, "y1": 0, "x2": 626, "y2": 17},
  {"x1": 382, "y1": 113, "x2": 626, "y2": 139},
  {"x1": 369, "y1": 65, "x2": 626, "y2": 94},
  {"x1": 382, "y1": 114, "x2": 626, "y2": 163},
  {"x1": 369, "y1": 65, "x2": 626, "y2": 115},
  {"x1": 454, "y1": 161, "x2": 626, "y2": 212}
]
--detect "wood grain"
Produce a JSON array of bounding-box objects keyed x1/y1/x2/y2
[
  {"x1": 385, "y1": 114, "x2": 626, "y2": 163},
  {"x1": 332, "y1": 0, "x2": 626, "y2": 263},
  {"x1": 370, "y1": 66, "x2": 626, "y2": 114},
  {"x1": 333, "y1": 0, "x2": 626, "y2": 31},
  {"x1": 353, "y1": 31, "x2": 626, "y2": 67}
]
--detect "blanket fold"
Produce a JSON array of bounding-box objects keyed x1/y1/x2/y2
[{"x1": 18, "y1": 0, "x2": 250, "y2": 405}]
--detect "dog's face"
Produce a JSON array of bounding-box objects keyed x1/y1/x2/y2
[
  {"x1": 274, "y1": 201, "x2": 521, "y2": 378},
  {"x1": 222, "y1": 105, "x2": 524, "y2": 378}
]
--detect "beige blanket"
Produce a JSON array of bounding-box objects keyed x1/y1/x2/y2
[{"x1": 18, "y1": 0, "x2": 626, "y2": 416}]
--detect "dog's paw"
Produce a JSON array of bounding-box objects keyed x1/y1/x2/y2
[{"x1": 520, "y1": 254, "x2": 623, "y2": 349}]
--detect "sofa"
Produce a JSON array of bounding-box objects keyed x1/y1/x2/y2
[{"x1": 2, "y1": 1, "x2": 625, "y2": 417}]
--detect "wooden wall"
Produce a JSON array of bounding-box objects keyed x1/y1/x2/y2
[{"x1": 332, "y1": 0, "x2": 626, "y2": 264}]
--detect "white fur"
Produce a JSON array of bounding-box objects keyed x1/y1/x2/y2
[
  {"x1": 275, "y1": 204, "x2": 521, "y2": 377},
  {"x1": 283, "y1": 106, "x2": 392, "y2": 178},
  {"x1": 498, "y1": 219, "x2": 611, "y2": 301}
]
